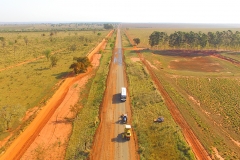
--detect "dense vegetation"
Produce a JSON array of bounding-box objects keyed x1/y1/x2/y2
[
  {"x1": 149, "y1": 30, "x2": 240, "y2": 50},
  {"x1": 69, "y1": 56, "x2": 92, "y2": 74},
  {"x1": 103, "y1": 24, "x2": 114, "y2": 30}
]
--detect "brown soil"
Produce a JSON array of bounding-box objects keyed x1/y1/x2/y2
[
  {"x1": 130, "y1": 57, "x2": 140, "y2": 62},
  {"x1": 124, "y1": 30, "x2": 211, "y2": 160},
  {"x1": 169, "y1": 56, "x2": 223, "y2": 72},
  {"x1": 0, "y1": 31, "x2": 113, "y2": 160}
]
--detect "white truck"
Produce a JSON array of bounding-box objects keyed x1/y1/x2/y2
[{"x1": 120, "y1": 87, "x2": 127, "y2": 101}]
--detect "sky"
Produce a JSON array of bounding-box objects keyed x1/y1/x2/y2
[{"x1": 1, "y1": 0, "x2": 240, "y2": 23}]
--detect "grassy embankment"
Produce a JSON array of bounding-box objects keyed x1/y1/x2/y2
[
  {"x1": 127, "y1": 28, "x2": 240, "y2": 159},
  {"x1": 65, "y1": 32, "x2": 116, "y2": 159},
  {"x1": 0, "y1": 30, "x2": 108, "y2": 145},
  {"x1": 122, "y1": 33, "x2": 195, "y2": 159}
]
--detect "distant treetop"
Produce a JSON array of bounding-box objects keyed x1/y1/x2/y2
[{"x1": 103, "y1": 24, "x2": 113, "y2": 30}]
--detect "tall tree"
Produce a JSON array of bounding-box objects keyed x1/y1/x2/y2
[
  {"x1": 149, "y1": 31, "x2": 160, "y2": 48},
  {"x1": 103, "y1": 24, "x2": 113, "y2": 29},
  {"x1": 159, "y1": 32, "x2": 168, "y2": 49},
  {"x1": 133, "y1": 38, "x2": 140, "y2": 45},
  {"x1": 198, "y1": 32, "x2": 208, "y2": 49},
  {"x1": 208, "y1": 32, "x2": 217, "y2": 48},
  {"x1": 69, "y1": 56, "x2": 92, "y2": 74},
  {"x1": 0, "y1": 105, "x2": 25, "y2": 130}
]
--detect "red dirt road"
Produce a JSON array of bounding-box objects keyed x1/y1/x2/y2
[{"x1": 0, "y1": 31, "x2": 113, "y2": 160}]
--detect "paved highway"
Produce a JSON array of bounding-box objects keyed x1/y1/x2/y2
[
  {"x1": 113, "y1": 29, "x2": 129, "y2": 160},
  {"x1": 90, "y1": 29, "x2": 135, "y2": 160}
]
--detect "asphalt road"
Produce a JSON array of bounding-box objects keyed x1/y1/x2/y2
[{"x1": 113, "y1": 29, "x2": 130, "y2": 160}]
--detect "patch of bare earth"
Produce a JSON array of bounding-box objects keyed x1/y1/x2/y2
[
  {"x1": 146, "y1": 60, "x2": 158, "y2": 70},
  {"x1": 212, "y1": 147, "x2": 224, "y2": 160},
  {"x1": 169, "y1": 56, "x2": 223, "y2": 72},
  {"x1": 130, "y1": 57, "x2": 140, "y2": 62}
]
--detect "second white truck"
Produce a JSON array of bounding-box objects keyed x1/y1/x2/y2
[{"x1": 120, "y1": 87, "x2": 127, "y2": 101}]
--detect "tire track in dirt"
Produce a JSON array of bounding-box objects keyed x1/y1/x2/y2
[{"x1": 124, "y1": 30, "x2": 211, "y2": 160}]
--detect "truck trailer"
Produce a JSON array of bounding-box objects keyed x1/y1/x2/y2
[{"x1": 120, "y1": 87, "x2": 127, "y2": 101}]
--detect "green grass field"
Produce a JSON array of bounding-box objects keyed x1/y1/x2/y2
[
  {"x1": 0, "y1": 30, "x2": 108, "y2": 68},
  {"x1": 123, "y1": 27, "x2": 240, "y2": 159},
  {"x1": 0, "y1": 23, "x2": 105, "y2": 32},
  {"x1": 137, "y1": 46, "x2": 240, "y2": 159},
  {"x1": 0, "y1": 30, "x2": 109, "y2": 140},
  {"x1": 122, "y1": 33, "x2": 195, "y2": 160}
]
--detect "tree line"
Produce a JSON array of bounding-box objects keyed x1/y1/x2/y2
[{"x1": 149, "y1": 30, "x2": 240, "y2": 51}]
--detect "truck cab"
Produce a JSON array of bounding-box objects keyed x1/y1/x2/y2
[
  {"x1": 121, "y1": 114, "x2": 128, "y2": 123},
  {"x1": 123, "y1": 125, "x2": 131, "y2": 140}
]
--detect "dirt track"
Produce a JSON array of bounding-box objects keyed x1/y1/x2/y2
[
  {"x1": 125, "y1": 31, "x2": 211, "y2": 160},
  {"x1": 0, "y1": 31, "x2": 113, "y2": 160}
]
